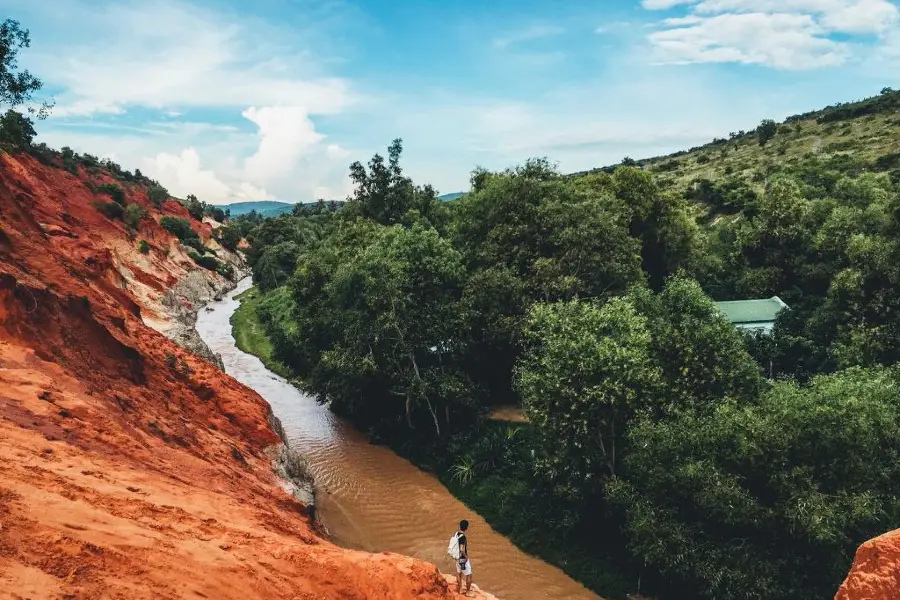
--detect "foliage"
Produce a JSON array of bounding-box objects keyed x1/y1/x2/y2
[
  {"x1": 93, "y1": 200, "x2": 124, "y2": 220},
  {"x1": 97, "y1": 182, "x2": 126, "y2": 205},
  {"x1": 147, "y1": 185, "x2": 169, "y2": 207},
  {"x1": 0, "y1": 109, "x2": 35, "y2": 149},
  {"x1": 517, "y1": 297, "x2": 658, "y2": 500},
  {"x1": 182, "y1": 193, "x2": 204, "y2": 220},
  {"x1": 216, "y1": 224, "x2": 242, "y2": 252},
  {"x1": 138, "y1": 239, "x2": 150, "y2": 254},
  {"x1": 0, "y1": 19, "x2": 51, "y2": 115},
  {"x1": 345, "y1": 138, "x2": 445, "y2": 227},
  {"x1": 609, "y1": 367, "x2": 900, "y2": 600},
  {"x1": 186, "y1": 249, "x2": 220, "y2": 271},
  {"x1": 160, "y1": 215, "x2": 197, "y2": 241},
  {"x1": 123, "y1": 203, "x2": 146, "y2": 228},
  {"x1": 757, "y1": 119, "x2": 778, "y2": 146}
]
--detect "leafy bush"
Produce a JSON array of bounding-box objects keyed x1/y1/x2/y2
[
  {"x1": 138, "y1": 239, "x2": 150, "y2": 254},
  {"x1": 696, "y1": 154, "x2": 711, "y2": 164},
  {"x1": 123, "y1": 203, "x2": 146, "y2": 228},
  {"x1": 216, "y1": 261, "x2": 235, "y2": 280},
  {"x1": 92, "y1": 200, "x2": 124, "y2": 220},
  {"x1": 182, "y1": 194, "x2": 204, "y2": 220},
  {"x1": 187, "y1": 249, "x2": 220, "y2": 271},
  {"x1": 180, "y1": 237, "x2": 205, "y2": 254},
  {"x1": 97, "y1": 182, "x2": 126, "y2": 205},
  {"x1": 147, "y1": 185, "x2": 169, "y2": 207},
  {"x1": 0, "y1": 110, "x2": 36, "y2": 149},
  {"x1": 160, "y1": 216, "x2": 197, "y2": 241},
  {"x1": 60, "y1": 146, "x2": 77, "y2": 174}
]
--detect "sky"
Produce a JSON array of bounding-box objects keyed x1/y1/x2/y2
[{"x1": 3, "y1": 0, "x2": 899, "y2": 204}]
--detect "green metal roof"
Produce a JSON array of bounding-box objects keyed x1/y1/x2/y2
[{"x1": 714, "y1": 296, "x2": 788, "y2": 324}]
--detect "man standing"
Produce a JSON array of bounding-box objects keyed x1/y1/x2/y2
[{"x1": 453, "y1": 519, "x2": 472, "y2": 596}]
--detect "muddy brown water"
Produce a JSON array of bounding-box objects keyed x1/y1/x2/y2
[{"x1": 196, "y1": 279, "x2": 600, "y2": 600}]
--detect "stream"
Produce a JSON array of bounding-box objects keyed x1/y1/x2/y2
[{"x1": 196, "y1": 278, "x2": 600, "y2": 600}]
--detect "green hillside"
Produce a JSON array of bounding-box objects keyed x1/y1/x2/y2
[{"x1": 579, "y1": 87, "x2": 900, "y2": 218}]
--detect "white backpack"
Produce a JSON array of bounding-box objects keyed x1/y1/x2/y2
[{"x1": 447, "y1": 531, "x2": 461, "y2": 560}]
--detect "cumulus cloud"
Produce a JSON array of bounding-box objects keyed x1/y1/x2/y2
[
  {"x1": 643, "y1": 0, "x2": 900, "y2": 68},
  {"x1": 242, "y1": 106, "x2": 325, "y2": 183}
]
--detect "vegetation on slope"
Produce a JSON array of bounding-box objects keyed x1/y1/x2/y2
[
  {"x1": 575, "y1": 87, "x2": 900, "y2": 223},
  {"x1": 231, "y1": 287, "x2": 293, "y2": 380}
]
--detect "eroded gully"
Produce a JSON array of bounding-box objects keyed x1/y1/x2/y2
[{"x1": 196, "y1": 278, "x2": 600, "y2": 600}]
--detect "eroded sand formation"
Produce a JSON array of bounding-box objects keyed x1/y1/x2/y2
[{"x1": 0, "y1": 153, "x2": 493, "y2": 599}]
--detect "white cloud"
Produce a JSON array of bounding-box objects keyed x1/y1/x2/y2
[
  {"x1": 242, "y1": 106, "x2": 325, "y2": 183},
  {"x1": 326, "y1": 144, "x2": 350, "y2": 159},
  {"x1": 643, "y1": 0, "x2": 900, "y2": 68},
  {"x1": 650, "y1": 13, "x2": 848, "y2": 69},
  {"x1": 32, "y1": 1, "x2": 352, "y2": 117}
]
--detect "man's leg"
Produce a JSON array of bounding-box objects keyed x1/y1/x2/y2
[
  {"x1": 456, "y1": 566, "x2": 463, "y2": 592},
  {"x1": 465, "y1": 574, "x2": 472, "y2": 594}
]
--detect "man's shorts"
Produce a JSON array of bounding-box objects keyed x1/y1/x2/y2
[{"x1": 456, "y1": 558, "x2": 472, "y2": 576}]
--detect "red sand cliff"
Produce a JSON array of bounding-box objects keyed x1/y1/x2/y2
[
  {"x1": 835, "y1": 529, "x2": 900, "y2": 600},
  {"x1": 0, "y1": 153, "x2": 491, "y2": 599}
]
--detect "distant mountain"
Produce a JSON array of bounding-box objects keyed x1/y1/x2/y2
[
  {"x1": 439, "y1": 192, "x2": 464, "y2": 202},
  {"x1": 218, "y1": 201, "x2": 294, "y2": 217}
]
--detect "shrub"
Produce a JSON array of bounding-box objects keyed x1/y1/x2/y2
[
  {"x1": 696, "y1": 154, "x2": 711, "y2": 164},
  {"x1": 124, "y1": 203, "x2": 146, "y2": 229},
  {"x1": 97, "y1": 182, "x2": 126, "y2": 205},
  {"x1": 147, "y1": 185, "x2": 169, "y2": 207},
  {"x1": 757, "y1": 119, "x2": 778, "y2": 146},
  {"x1": 138, "y1": 239, "x2": 150, "y2": 254},
  {"x1": 60, "y1": 146, "x2": 78, "y2": 174},
  {"x1": 182, "y1": 194, "x2": 204, "y2": 220},
  {"x1": 160, "y1": 215, "x2": 197, "y2": 241},
  {"x1": 187, "y1": 249, "x2": 220, "y2": 271},
  {"x1": 0, "y1": 110, "x2": 36, "y2": 149},
  {"x1": 93, "y1": 200, "x2": 124, "y2": 220},
  {"x1": 216, "y1": 262, "x2": 235, "y2": 280},
  {"x1": 181, "y1": 237, "x2": 205, "y2": 254}
]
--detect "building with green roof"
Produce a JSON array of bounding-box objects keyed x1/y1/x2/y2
[{"x1": 713, "y1": 296, "x2": 788, "y2": 333}]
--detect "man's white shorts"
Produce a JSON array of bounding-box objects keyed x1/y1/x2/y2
[{"x1": 456, "y1": 558, "x2": 472, "y2": 576}]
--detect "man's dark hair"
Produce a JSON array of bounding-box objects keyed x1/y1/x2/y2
[{"x1": 459, "y1": 519, "x2": 469, "y2": 531}]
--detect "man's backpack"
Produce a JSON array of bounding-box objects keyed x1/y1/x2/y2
[{"x1": 447, "y1": 531, "x2": 461, "y2": 560}]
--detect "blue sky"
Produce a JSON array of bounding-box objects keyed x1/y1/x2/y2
[{"x1": 3, "y1": 0, "x2": 899, "y2": 203}]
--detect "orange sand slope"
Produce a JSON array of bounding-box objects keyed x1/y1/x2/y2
[
  {"x1": 0, "y1": 152, "x2": 492, "y2": 600},
  {"x1": 835, "y1": 528, "x2": 900, "y2": 600}
]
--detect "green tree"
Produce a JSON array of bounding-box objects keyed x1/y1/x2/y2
[
  {"x1": 217, "y1": 224, "x2": 242, "y2": 252},
  {"x1": 516, "y1": 298, "x2": 660, "y2": 493},
  {"x1": 346, "y1": 138, "x2": 444, "y2": 226},
  {"x1": 0, "y1": 19, "x2": 51, "y2": 115},
  {"x1": 757, "y1": 119, "x2": 778, "y2": 146},
  {"x1": 630, "y1": 276, "x2": 762, "y2": 410},
  {"x1": 0, "y1": 109, "x2": 35, "y2": 148}
]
